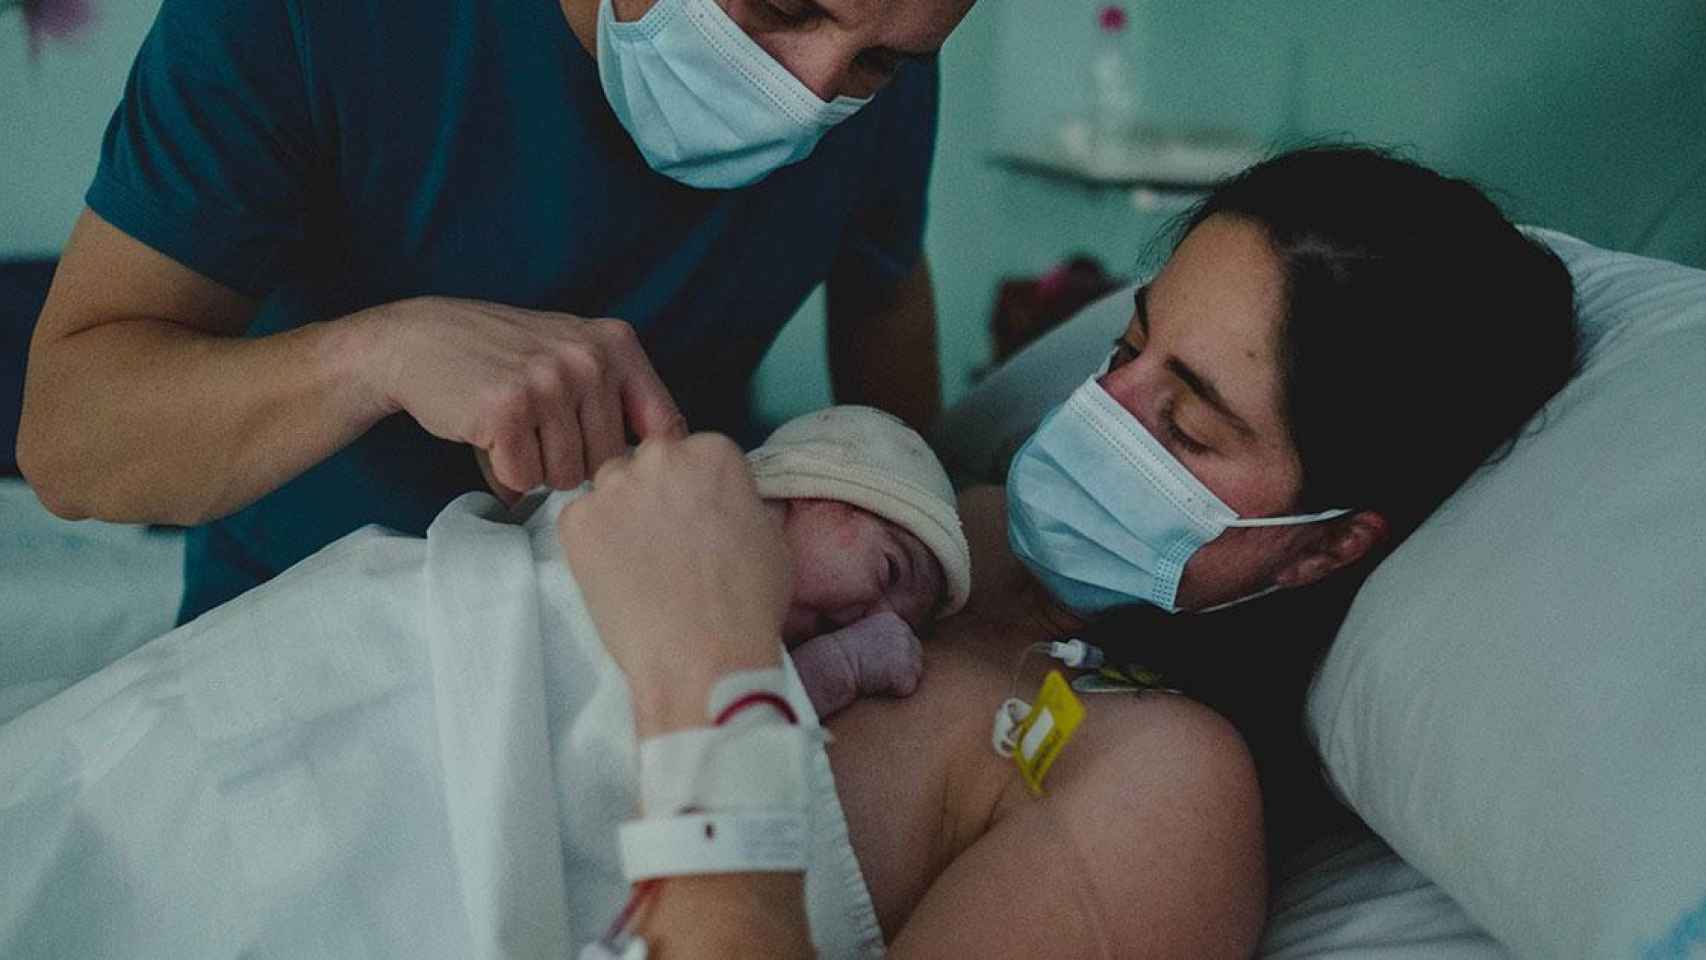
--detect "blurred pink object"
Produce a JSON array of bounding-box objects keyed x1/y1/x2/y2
[
  {"x1": 1097, "y1": 4, "x2": 1128, "y2": 33},
  {"x1": 790, "y1": 611, "x2": 924, "y2": 720},
  {"x1": 12, "y1": 0, "x2": 96, "y2": 59}
]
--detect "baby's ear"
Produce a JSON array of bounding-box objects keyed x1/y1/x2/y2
[{"x1": 1274, "y1": 510, "x2": 1387, "y2": 588}]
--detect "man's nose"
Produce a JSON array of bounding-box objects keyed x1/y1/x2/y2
[{"x1": 762, "y1": 32, "x2": 876, "y2": 102}]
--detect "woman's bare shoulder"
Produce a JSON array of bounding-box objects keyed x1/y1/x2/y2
[
  {"x1": 880, "y1": 681, "x2": 1268, "y2": 958},
  {"x1": 1015, "y1": 693, "x2": 1267, "y2": 957}
]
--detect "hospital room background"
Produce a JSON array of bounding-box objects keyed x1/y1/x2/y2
[
  {"x1": 3, "y1": 1, "x2": 1706, "y2": 957},
  {"x1": 3, "y1": 0, "x2": 1703, "y2": 432}
]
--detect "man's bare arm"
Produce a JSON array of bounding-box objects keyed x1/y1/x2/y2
[
  {"x1": 18, "y1": 210, "x2": 684, "y2": 525},
  {"x1": 18, "y1": 210, "x2": 386, "y2": 525},
  {"x1": 827, "y1": 256, "x2": 943, "y2": 434}
]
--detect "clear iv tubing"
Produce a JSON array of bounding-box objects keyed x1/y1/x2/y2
[
  {"x1": 1007, "y1": 642, "x2": 1052, "y2": 702},
  {"x1": 1008, "y1": 639, "x2": 1106, "y2": 700}
]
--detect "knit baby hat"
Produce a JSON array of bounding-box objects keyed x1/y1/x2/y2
[{"x1": 747, "y1": 406, "x2": 972, "y2": 617}]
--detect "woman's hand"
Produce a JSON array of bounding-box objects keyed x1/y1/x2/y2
[
  {"x1": 558, "y1": 433, "x2": 790, "y2": 734},
  {"x1": 355, "y1": 296, "x2": 689, "y2": 502}
]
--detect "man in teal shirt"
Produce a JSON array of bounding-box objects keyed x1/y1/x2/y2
[{"x1": 18, "y1": 0, "x2": 974, "y2": 621}]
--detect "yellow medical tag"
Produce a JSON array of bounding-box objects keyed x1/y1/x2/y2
[{"x1": 1013, "y1": 670, "x2": 1085, "y2": 795}]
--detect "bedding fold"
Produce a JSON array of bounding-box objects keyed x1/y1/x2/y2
[{"x1": 0, "y1": 490, "x2": 882, "y2": 959}]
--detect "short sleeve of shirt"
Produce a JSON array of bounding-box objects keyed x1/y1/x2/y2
[
  {"x1": 831, "y1": 59, "x2": 940, "y2": 295},
  {"x1": 86, "y1": 0, "x2": 318, "y2": 297}
]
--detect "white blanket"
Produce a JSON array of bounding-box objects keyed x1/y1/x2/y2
[{"x1": 0, "y1": 491, "x2": 883, "y2": 960}]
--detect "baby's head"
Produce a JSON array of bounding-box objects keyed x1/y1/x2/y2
[{"x1": 747, "y1": 407, "x2": 971, "y2": 645}]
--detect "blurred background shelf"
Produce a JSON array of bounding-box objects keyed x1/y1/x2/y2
[{"x1": 989, "y1": 126, "x2": 1264, "y2": 194}]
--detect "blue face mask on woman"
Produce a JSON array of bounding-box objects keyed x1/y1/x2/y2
[
  {"x1": 1006, "y1": 368, "x2": 1349, "y2": 615},
  {"x1": 595, "y1": 0, "x2": 872, "y2": 189}
]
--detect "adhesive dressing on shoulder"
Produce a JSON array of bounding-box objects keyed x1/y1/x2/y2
[{"x1": 1011, "y1": 670, "x2": 1085, "y2": 795}]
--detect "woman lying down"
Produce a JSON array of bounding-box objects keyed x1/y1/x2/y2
[
  {"x1": 5, "y1": 403, "x2": 1239, "y2": 958},
  {"x1": 1, "y1": 146, "x2": 1578, "y2": 959}
]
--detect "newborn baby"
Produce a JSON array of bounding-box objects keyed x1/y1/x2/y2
[{"x1": 746, "y1": 406, "x2": 972, "y2": 719}]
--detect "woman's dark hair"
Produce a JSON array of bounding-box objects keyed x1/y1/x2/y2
[
  {"x1": 1182, "y1": 144, "x2": 1579, "y2": 542},
  {"x1": 1088, "y1": 145, "x2": 1580, "y2": 866}
]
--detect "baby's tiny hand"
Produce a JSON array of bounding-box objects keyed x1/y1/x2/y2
[{"x1": 791, "y1": 611, "x2": 925, "y2": 721}]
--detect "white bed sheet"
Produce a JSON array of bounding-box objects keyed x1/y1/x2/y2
[
  {"x1": 1261, "y1": 832, "x2": 1508, "y2": 959},
  {"x1": 0, "y1": 477, "x2": 184, "y2": 723},
  {"x1": 0, "y1": 476, "x2": 1505, "y2": 956}
]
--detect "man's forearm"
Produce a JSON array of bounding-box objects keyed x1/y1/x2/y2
[
  {"x1": 827, "y1": 257, "x2": 943, "y2": 433},
  {"x1": 18, "y1": 310, "x2": 390, "y2": 525}
]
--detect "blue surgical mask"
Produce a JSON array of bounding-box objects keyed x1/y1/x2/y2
[
  {"x1": 595, "y1": 0, "x2": 871, "y2": 190},
  {"x1": 1007, "y1": 371, "x2": 1349, "y2": 614}
]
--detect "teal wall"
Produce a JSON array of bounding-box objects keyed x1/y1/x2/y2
[
  {"x1": 0, "y1": 0, "x2": 162, "y2": 256},
  {"x1": 3, "y1": 1, "x2": 1702, "y2": 427},
  {"x1": 753, "y1": 0, "x2": 1706, "y2": 425}
]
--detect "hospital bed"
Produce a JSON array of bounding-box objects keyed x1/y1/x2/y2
[
  {"x1": 0, "y1": 459, "x2": 1501, "y2": 960},
  {"x1": 5, "y1": 227, "x2": 1705, "y2": 958}
]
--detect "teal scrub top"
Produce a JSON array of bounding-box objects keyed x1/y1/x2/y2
[{"x1": 85, "y1": 0, "x2": 939, "y2": 622}]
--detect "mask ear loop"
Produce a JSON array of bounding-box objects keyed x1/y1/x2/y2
[
  {"x1": 1196, "y1": 507, "x2": 1353, "y2": 613},
  {"x1": 1196, "y1": 582, "x2": 1286, "y2": 614},
  {"x1": 1225, "y1": 506, "x2": 1352, "y2": 528}
]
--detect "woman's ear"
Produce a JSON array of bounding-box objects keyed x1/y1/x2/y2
[{"x1": 1273, "y1": 509, "x2": 1389, "y2": 589}]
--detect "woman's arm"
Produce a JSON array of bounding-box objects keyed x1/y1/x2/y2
[
  {"x1": 890, "y1": 693, "x2": 1268, "y2": 959},
  {"x1": 558, "y1": 432, "x2": 816, "y2": 960}
]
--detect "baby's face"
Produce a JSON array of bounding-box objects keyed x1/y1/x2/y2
[{"x1": 777, "y1": 498, "x2": 946, "y2": 645}]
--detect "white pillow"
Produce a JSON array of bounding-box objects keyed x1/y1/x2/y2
[
  {"x1": 930, "y1": 284, "x2": 1135, "y2": 485},
  {"x1": 1308, "y1": 229, "x2": 1706, "y2": 960}
]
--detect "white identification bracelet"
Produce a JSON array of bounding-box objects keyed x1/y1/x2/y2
[
  {"x1": 706, "y1": 667, "x2": 794, "y2": 725},
  {"x1": 638, "y1": 723, "x2": 814, "y2": 815},
  {"x1": 620, "y1": 809, "x2": 809, "y2": 881}
]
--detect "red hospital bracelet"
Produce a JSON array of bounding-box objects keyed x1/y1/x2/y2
[{"x1": 713, "y1": 691, "x2": 798, "y2": 727}]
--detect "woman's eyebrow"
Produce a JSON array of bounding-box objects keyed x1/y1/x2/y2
[
  {"x1": 1143, "y1": 284, "x2": 1257, "y2": 439},
  {"x1": 1167, "y1": 356, "x2": 1256, "y2": 439}
]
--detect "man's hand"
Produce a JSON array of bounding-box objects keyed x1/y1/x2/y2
[
  {"x1": 357, "y1": 296, "x2": 688, "y2": 501},
  {"x1": 558, "y1": 433, "x2": 790, "y2": 734}
]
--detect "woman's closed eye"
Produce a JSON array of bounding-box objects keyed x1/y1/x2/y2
[{"x1": 1161, "y1": 398, "x2": 1211, "y2": 455}]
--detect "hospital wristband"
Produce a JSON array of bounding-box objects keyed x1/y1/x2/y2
[
  {"x1": 705, "y1": 667, "x2": 794, "y2": 726},
  {"x1": 619, "y1": 810, "x2": 809, "y2": 882},
  {"x1": 638, "y1": 724, "x2": 814, "y2": 816}
]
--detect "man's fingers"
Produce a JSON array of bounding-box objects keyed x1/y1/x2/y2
[
  {"x1": 579, "y1": 387, "x2": 627, "y2": 473},
  {"x1": 489, "y1": 424, "x2": 546, "y2": 495},
  {"x1": 474, "y1": 447, "x2": 524, "y2": 506},
  {"x1": 599, "y1": 323, "x2": 687, "y2": 440},
  {"x1": 536, "y1": 410, "x2": 586, "y2": 490}
]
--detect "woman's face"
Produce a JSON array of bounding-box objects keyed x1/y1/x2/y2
[
  {"x1": 1097, "y1": 214, "x2": 1320, "y2": 610},
  {"x1": 777, "y1": 498, "x2": 945, "y2": 643}
]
